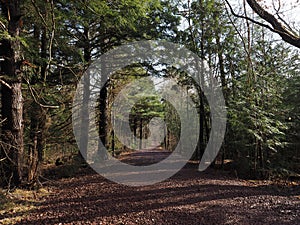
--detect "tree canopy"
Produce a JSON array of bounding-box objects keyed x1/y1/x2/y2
[{"x1": 0, "y1": 0, "x2": 299, "y2": 188}]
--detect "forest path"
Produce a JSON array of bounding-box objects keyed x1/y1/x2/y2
[
  {"x1": 117, "y1": 147, "x2": 171, "y2": 165},
  {"x1": 13, "y1": 149, "x2": 300, "y2": 225}
]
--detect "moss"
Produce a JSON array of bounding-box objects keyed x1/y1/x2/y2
[{"x1": 0, "y1": 188, "x2": 50, "y2": 224}]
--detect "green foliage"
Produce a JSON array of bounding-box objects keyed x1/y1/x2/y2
[
  {"x1": 172, "y1": 0, "x2": 300, "y2": 177},
  {"x1": 226, "y1": 32, "x2": 299, "y2": 177},
  {"x1": 1, "y1": 0, "x2": 300, "y2": 186}
]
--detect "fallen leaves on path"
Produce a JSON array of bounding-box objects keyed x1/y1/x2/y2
[{"x1": 7, "y1": 151, "x2": 300, "y2": 225}]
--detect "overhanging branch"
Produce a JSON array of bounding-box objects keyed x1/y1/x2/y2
[{"x1": 224, "y1": 0, "x2": 300, "y2": 48}]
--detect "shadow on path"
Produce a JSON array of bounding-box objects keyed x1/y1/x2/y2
[{"x1": 13, "y1": 149, "x2": 300, "y2": 225}]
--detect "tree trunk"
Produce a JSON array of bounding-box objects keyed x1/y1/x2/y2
[
  {"x1": 133, "y1": 117, "x2": 137, "y2": 147},
  {"x1": 139, "y1": 117, "x2": 143, "y2": 149},
  {"x1": 26, "y1": 21, "x2": 50, "y2": 186},
  {"x1": 0, "y1": 0, "x2": 24, "y2": 187},
  {"x1": 98, "y1": 58, "x2": 108, "y2": 159},
  {"x1": 198, "y1": 92, "x2": 205, "y2": 158},
  {"x1": 216, "y1": 30, "x2": 227, "y2": 166},
  {"x1": 28, "y1": 103, "x2": 47, "y2": 185},
  {"x1": 78, "y1": 26, "x2": 91, "y2": 160}
]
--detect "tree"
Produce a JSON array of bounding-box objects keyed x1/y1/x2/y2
[
  {"x1": 282, "y1": 53, "x2": 300, "y2": 173},
  {"x1": 20, "y1": 0, "x2": 57, "y2": 186},
  {"x1": 176, "y1": 0, "x2": 235, "y2": 160},
  {"x1": 0, "y1": 0, "x2": 24, "y2": 186},
  {"x1": 57, "y1": 0, "x2": 179, "y2": 160},
  {"x1": 224, "y1": 15, "x2": 299, "y2": 177}
]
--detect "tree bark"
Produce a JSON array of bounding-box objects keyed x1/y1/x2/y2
[{"x1": 0, "y1": 0, "x2": 24, "y2": 186}]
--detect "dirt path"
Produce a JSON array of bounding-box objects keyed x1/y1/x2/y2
[{"x1": 12, "y1": 150, "x2": 300, "y2": 224}]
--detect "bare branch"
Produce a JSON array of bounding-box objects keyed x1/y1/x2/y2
[
  {"x1": 0, "y1": 157, "x2": 7, "y2": 162},
  {"x1": 224, "y1": 0, "x2": 278, "y2": 32},
  {"x1": 23, "y1": 77, "x2": 59, "y2": 109},
  {"x1": 272, "y1": 1, "x2": 298, "y2": 36},
  {"x1": 0, "y1": 20, "x2": 6, "y2": 31},
  {"x1": 30, "y1": 0, "x2": 48, "y2": 28},
  {"x1": 224, "y1": 0, "x2": 300, "y2": 48},
  {"x1": 246, "y1": 0, "x2": 300, "y2": 48},
  {"x1": 0, "y1": 77, "x2": 12, "y2": 89},
  {"x1": 0, "y1": 118, "x2": 7, "y2": 125}
]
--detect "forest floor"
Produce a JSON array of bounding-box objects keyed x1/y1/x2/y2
[{"x1": 1, "y1": 149, "x2": 300, "y2": 225}]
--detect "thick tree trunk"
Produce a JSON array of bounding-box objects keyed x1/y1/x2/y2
[
  {"x1": 1, "y1": 83, "x2": 24, "y2": 186},
  {"x1": 0, "y1": 0, "x2": 24, "y2": 186},
  {"x1": 12, "y1": 83, "x2": 24, "y2": 182}
]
